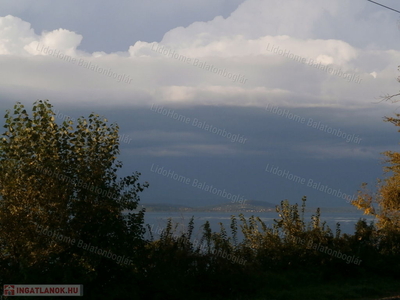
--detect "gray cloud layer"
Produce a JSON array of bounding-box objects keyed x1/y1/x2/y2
[{"x1": 1, "y1": 0, "x2": 400, "y2": 207}]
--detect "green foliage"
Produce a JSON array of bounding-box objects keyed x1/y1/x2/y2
[
  {"x1": 352, "y1": 114, "x2": 400, "y2": 231},
  {"x1": 140, "y1": 196, "x2": 400, "y2": 299},
  {"x1": 0, "y1": 100, "x2": 148, "y2": 297}
]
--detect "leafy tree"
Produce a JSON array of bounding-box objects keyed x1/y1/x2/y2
[
  {"x1": 0, "y1": 100, "x2": 148, "y2": 291},
  {"x1": 352, "y1": 69, "x2": 400, "y2": 231},
  {"x1": 352, "y1": 104, "x2": 400, "y2": 232}
]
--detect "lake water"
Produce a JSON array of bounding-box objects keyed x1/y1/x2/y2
[{"x1": 143, "y1": 211, "x2": 376, "y2": 242}]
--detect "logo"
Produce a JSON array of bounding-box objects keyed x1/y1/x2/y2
[{"x1": 3, "y1": 285, "x2": 15, "y2": 296}]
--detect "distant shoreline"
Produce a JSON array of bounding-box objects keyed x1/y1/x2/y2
[{"x1": 130, "y1": 201, "x2": 365, "y2": 214}]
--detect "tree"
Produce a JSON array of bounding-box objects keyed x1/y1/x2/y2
[
  {"x1": 352, "y1": 117, "x2": 400, "y2": 232},
  {"x1": 352, "y1": 72, "x2": 400, "y2": 232},
  {"x1": 0, "y1": 100, "x2": 148, "y2": 290}
]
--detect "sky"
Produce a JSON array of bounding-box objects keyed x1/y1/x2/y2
[{"x1": 1, "y1": 0, "x2": 400, "y2": 208}]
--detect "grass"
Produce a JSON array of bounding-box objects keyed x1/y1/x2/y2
[{"x1": 249, "y1": 275, "x2": 400, "y2": 300}]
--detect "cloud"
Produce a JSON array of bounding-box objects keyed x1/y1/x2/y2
[
  {"x1": 126, "y1": 142, "x2": 243, "y2": 157},
  {"x1": 0, "y1": 0, "x2": 399, "y2": 111},
  {"x1": 0, "y1": 15, "x2": 83, "y2": 56},
  {"x1": 158, "y1": 0, "x2": 341, "y2": 44},
  {"x1": 0, "y1": 15, "x2": 36, "y2": 55},
  {"x1": 2, "y1": 0, "x2": 399, "y2": 207},
  {"x1": 297, "y1": 143, "x2": 380, "y2": 160},
  {"x1": 25, "y1": 28, "x2": 83, "y2": 57}
]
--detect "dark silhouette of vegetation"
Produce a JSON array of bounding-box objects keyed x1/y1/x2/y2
[
  {"x1": 0, "y1": 100, "x2": 149, "y2": 299},
  {"x1": 0, "y1": 100, "x2": 399, "y2": 299}
]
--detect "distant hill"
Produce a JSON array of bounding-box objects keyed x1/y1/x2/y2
[
  {"x1": 140, "y1": 203, "x2": 190, "y2": 212},
  {"x1": 137, "y1": 201, "x2": 363, "y2": 214},
  {"x1": 140, "y1": 200, "x2": 276, "y2": 213}
]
